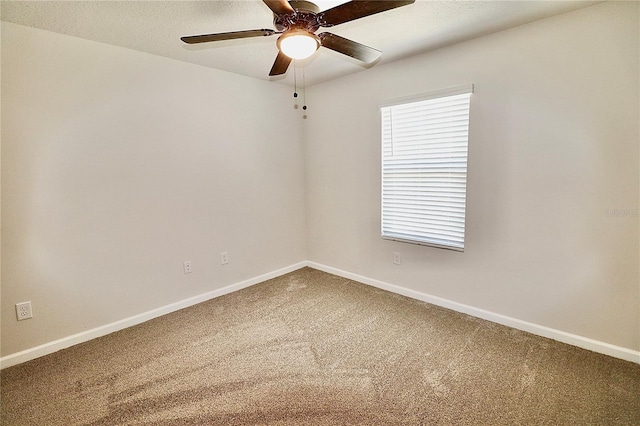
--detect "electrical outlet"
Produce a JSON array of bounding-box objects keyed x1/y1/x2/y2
[
  {"x1": 183, "y1": 261, "x2": 192, "y2": 274},
  {"x1": 16, "y1": 301, "x2": 33, "y2": 321},
  {"x1": 220, "y1": 252, "x2": 229, "y2": 265},
  {"x1": 393, "y1": 252, "x2": 401, "y2": 265}
]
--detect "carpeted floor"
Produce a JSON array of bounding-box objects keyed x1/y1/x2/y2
[{"x1": 1, "y1": 267, "x2": 639, "y2": 425}]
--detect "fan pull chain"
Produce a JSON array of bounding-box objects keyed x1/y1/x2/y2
[
  {"x1": 302, "y1": 66, "x2": 307, "y2": 114},
  {"x1": 292, "y1": 61, "x2": 308, "y2": 118},
  {"x1": 293, "y1": 60, "x2": 298, "y2": 101}
]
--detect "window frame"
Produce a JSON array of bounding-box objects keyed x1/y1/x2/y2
[{"x1": 380, "y1": 84, "x2": 473, "y2": 252}]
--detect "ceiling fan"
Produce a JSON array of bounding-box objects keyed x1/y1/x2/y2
[{"x1": 181, "y1": 0, "x2": 415, "y2": 77}]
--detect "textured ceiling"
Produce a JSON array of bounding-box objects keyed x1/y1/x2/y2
[{"x1": 1, "y1": 0, "x2": 599, "y2": 86}]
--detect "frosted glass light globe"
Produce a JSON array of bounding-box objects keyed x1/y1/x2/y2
[{"x1": 278, "y1": 30, "x2": 320, "y2": 60}]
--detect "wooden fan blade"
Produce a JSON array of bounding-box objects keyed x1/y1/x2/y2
[
  {"x1": 269, "y1": 51, "x2": 292, "y2": 76},
  {"x1": 318, "y1": 0, "x2": 415, "y2": 27},
  {"x1": 319, "y1": 32, "x2": 381, "y2": 63},
  {"x1": 181, "y1": 29, "x2": 276, "y2": 44},
  {"x1": 263, "y1": 0, "x2": 295, "y2": 15}
]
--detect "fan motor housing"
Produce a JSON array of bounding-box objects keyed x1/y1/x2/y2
[
  {"x1": 288, "y1": 1, "x2": 320, "y2": 14},
  {"x1": 273, "y1": 1, "x2": 321, "y2": 32}
]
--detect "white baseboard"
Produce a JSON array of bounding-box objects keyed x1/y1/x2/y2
[
  {"x1": 3, "y1": 260, "x2": 638, "y2": 368},
  {"x1": 307, "y1": 261, "x2": 640, "y2": 365},
  {"x1": 0, "y1": 262, "x2": 307, "y2": 369}
]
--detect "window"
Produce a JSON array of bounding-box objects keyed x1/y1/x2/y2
[{"x1": 381, "y1": 84, "x2": 473, "y2": 251}]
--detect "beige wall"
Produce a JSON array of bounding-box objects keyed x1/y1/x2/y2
[
  {"x1": 304, "y1": 1, "x2": 639, "y2": 351},
  {"x1": 1, "y1": 22, "x2": 307, "y2": 356}
]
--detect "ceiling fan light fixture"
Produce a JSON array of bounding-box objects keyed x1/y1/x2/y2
[{"x1": 277, "y1": 29, "x2": 320, "y2": 60}]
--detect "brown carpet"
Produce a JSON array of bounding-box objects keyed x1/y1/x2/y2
[{"x1": 1, "y1": 267, "x2": 639, "y2": 425}]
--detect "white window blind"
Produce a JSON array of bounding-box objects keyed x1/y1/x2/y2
[{"x1": 381, "y1": 85, "x2": 473, "y2": 251}]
